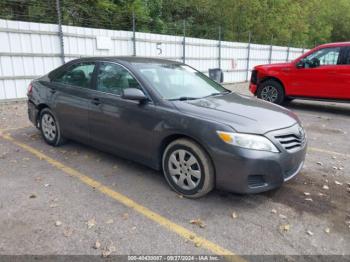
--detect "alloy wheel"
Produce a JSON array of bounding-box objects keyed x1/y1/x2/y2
[
  {"x1": 261, "y1": 85, "x2": 278, "y2": 102},
  {"x1": 41, "y1": 113, "x2": 57, "y2": 141},
  {"x1": 167, "y1": 149, "x2": 202, "y2": 190}
]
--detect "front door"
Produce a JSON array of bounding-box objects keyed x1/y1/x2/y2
[
  {"x1": 88, "y1": 62, "x2": 159, "y2": 165},
  {"x1": 288, "y1": 47, "x2": 342, "y2": 99}
]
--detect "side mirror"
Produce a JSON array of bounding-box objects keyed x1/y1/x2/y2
[
  {"x1": 296, "y1": 59, "x2": 305, "y2": 69},
  {"x1": 297, "y1": 58, "x2": 320, "y2": 69},
  {"x1": 122, "y1": 88, "x2": 148, "y2": 102},
  {"x1": 310, "y1": 57, "x2": 320, "y2": 68}
]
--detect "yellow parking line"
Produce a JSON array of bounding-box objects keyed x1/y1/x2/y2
[
  {"x1": 308, "y1": 147, "x2": 350, "y2": 158},
  {"x1": 0, "y1": 131, "x2": 246, "y2": 261}
]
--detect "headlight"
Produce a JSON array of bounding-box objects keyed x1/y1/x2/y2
[{"x1": 217, "y1": 131, "x2": 279, "y2": 153}]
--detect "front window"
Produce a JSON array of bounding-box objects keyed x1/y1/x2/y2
[
  {"x1": 134, "y1": 63, "x2": 228, "y2": 100},
  {"x1": 305, "y1": 47, "x2": 340, "y2": 66},
  {"x1": 96, "y1": 63, "x2": 141, "y2": 95}
]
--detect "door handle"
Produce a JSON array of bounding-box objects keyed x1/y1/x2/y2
[
  {"x1": 91, "y1": 98, "x2": 101, "y2": 105},
  {"x1": 328, "y1": 71, "x2": 337, "y2": 74},
  {"x1": 49, "y1": 89, "x2": 56, "y2": 94}
]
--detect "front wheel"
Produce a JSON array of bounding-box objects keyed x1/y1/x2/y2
[
  {"x1": 257, "y1": 80, "x2": 285, "y2": 105},
  {"x1": 162, "y1": 139, "x2": 215, "y2": 198}
]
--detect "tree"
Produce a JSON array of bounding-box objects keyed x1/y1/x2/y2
[{"x1": 0, "y1": 0, "x2": 349, "y2": 48}]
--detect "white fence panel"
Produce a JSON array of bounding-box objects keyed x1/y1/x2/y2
[
  {"x1": 0, "y1": 20, "x2": 62, "y2": 99},
  {"x1": 0, "y1": 19, "x2": 308, "y2": 100}
]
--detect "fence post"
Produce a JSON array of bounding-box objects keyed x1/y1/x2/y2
[
  {"x1": 218, "y1": 26, "x2": 221, "y2": 69},
  {"x1": 268, "y1": 35, "x2": 273, "y2": 64},
  {"x1": 245, "y1": 32, "x2": 251, "y2": 81},
  {"x1": 55, "y1": 0, "x2": 65, "y2": 64},
  {"x1": 286, "y1": 44, "x2": 290, "y2": 62},
  {"x1": 182, "y1": 20, "x2": 186, "y2": 64},
  {"x1": 132, "y1": 11, "x2": 136, "y2": 56}
]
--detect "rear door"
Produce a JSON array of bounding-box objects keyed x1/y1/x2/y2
[
  {"x1": 336, "y1": 46, "x2": 350, "y2": 99},
  {"x1": 49, "y1": 62, "x2": 96, "y2": 142},
  {"x1": 288, "y1": 47, "x2": 342, "y2": 98}
]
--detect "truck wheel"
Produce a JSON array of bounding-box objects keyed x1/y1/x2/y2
[{"x1": 257, "y1": 80, "x2": 285, "y2": 105}]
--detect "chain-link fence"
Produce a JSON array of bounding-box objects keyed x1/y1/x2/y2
[{"x1": 0, "y1": 0, "x2": 309, "y2": 100}]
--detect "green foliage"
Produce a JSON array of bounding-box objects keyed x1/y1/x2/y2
[{"x1": 0, "y1": 0, "x2": 349, "y2": 48}]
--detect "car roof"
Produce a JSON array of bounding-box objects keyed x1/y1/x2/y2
[
  {"x1": 69, "y1": 56, "x2": 182, "y2": 65},
  {"x1": 47, "y1": 56, "x2": 183, "y2": 80},
  {"x1": 316, "y1": 42, "x2": 350, "y2": 48}
]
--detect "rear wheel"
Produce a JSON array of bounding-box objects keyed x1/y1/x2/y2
[
  {"x1": 257, "y1": 79, "x2": 285, "y2": 105},
  {"x1": 162, "y1": 139, "x2": 214, "y2": 198},
  {"x1": 39, "y1": 108, "x2": 66, "y2": 146}
]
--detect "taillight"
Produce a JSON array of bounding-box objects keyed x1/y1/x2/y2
[{"x1": 27, "y1": 83, "x2": 33, "y2": 96}]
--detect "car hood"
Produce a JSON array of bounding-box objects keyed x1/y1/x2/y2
[
  {"x1": 173, "y1": 93, "x2": 299, "y2": 134},
  {"x1": 255, "y1": 62, "x2": 292, "y2": 70}
]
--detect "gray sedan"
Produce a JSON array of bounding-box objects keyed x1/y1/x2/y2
[{"x1": 27, "y1": 57, "x2": 307, "y2": 198}]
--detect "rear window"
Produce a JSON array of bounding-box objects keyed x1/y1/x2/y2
[
  {"x1": 342, "y1": 48, "x2": 350, "y2": 64},
  {"x1": 52, "y1": 62, "x2": 95, "y2": 89}
]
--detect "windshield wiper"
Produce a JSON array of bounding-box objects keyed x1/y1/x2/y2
[
  {"x1": 169, "y1": 91, "x2": 231, "y2": 101},
  {"x1": 169, "y1": 96, "x2": 199, "y2": 101},
  {"x1": 208, "y1": 92, "x2": 222, "y2": 96},
  {"x1": 203, "y1": 90, "x2": 231, "y2": 98}
]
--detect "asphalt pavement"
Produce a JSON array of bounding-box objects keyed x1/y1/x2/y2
[{"x1": 0, "y1": 83, "x2": 349, "y2": 259}]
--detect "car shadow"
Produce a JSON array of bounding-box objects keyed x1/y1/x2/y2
[{"x1": 284, "y1": 100, "x2": 350, "y2": 117}]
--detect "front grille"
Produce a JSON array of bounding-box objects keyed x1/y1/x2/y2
[
  {"x1": 274, "y1": 125, "x2": 306, "y2": 152},
  {"x1": 250, "y1": 70, "x2": 258, "y2": 84},
  {"x1": 275, "y1": 134, "x2": 303, "y2": 150},
  {"x1": 247, "y1": 175, "x2": 266, "y2": 188}
]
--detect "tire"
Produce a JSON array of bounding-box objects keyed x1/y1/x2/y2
[
  {"x1": 162, "y1": 138, "x2": 215, "y2": 198},
  {"x1": 257, "y1": 79, "x2": 285, "y2": 105},
  {"x1": 39, "y1": 108, "x2": 66, "y2": 146}
]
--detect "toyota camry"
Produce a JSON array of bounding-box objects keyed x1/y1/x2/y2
[{"x1": 27, "y1": 57, "x2": 307, "y2": 198}]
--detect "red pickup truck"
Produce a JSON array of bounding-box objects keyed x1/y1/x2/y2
[{"x1": 249, "y1": 42, "x2": 350, "y2": 104}]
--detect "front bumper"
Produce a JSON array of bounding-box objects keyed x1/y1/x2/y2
[
  {"x1": 249, "y1": 83, "x2": 258, "y2": 95},
  {"x1": 211, "y1": 126, "x2": 307, "y2": 194}
]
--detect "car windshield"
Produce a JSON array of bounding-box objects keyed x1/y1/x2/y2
[{"x1": 133, "y1": 63, "x2": 229, "y2": 100}]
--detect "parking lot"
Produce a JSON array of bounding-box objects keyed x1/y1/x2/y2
[{"x1": 0, "y1": 83, "x2": 349, "y2": 258}]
